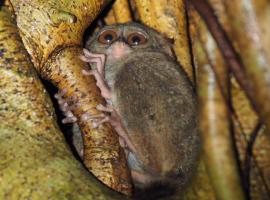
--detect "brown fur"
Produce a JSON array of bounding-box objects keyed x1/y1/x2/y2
[{"x1": 83, "y1": 22, "x2": 200, "y2": 192}]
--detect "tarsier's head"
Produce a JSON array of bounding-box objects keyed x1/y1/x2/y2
[{"x1": 85, "y1": 22, "x2": 175, "y2": 65}]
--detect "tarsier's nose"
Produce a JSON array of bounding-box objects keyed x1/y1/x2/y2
[{"x1": 108, "y1": 41, "x2": 132, "y2": 59}]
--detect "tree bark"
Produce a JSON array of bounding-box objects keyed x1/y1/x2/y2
[{"x1": 0, "y1": 5, "x2": 126, "y2": 199}]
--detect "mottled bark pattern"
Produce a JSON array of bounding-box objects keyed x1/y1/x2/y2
[{"x1": 0, "y1": 5, "x2": 123, "y2": 199}]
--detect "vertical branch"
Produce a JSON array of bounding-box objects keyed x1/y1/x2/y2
[
  {"x1": 223, "y1": 0, "x2": 270, "y2": 134},
  {"x1": 194, "y1": 16, "x2": 246, "y2": 198},
  {"x1": 8, "y1": 0, "x2": 132, "y2": 195},
  {"x1": 190, "y1": 0, "x2": 270, "y2": 136},
  {"x1": 189, "y1": 0, "x2": 253, "y2": 105},
  {"x1": 104, "y1": 0, "x2": 132, "y2": 25},
  {"x1": 0, "y1": 5, "x2": 123, "y2": 199},
  {"x1": 198, "y1": 57, "x2": 246, "y2": 200},
  {"x1": 112, "y1": 0, "x2": 132, "y2": 23}
]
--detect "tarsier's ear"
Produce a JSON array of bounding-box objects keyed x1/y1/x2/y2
[{"x1": 159, "y1": 33, "x2": 176, "y2": 60}]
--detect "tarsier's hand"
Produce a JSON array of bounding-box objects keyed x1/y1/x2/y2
[{"x1": 80, "y1": 49, "x2": 112, "y2": 99}]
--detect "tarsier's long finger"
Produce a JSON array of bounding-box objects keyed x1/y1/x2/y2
[
  {"x1": 62, "y1": 116, "x2": 78, "y2": 124},
  {"x1": 54, "y1": 89, "x2": 68, "y2": 105},
  {"x1": 92, "y1": 116, "x2": 110, "y2": 128},
  {"x1": 80, "y1": 113, "x2": 106, "y2": 121},
  {"x1": 80, "y1": 56, "x2": 104, "y2": 76},
  {"x1": 62, "y1": 110, "x2": 77, "y2": 124},
  {"x1": 96, "y1": 104, "x2": 114, "y2": 113},
  {"x1": 119, "y1": 136, "x2": 127, "y2": 149},
  {"x1": 79, "y1": 55, "x2": 99, "y2": 64},
  {"x1": 59, "y1": 101, "x2": 69, "y2": 112},
  {"x1": 81, "y1": 49, "x2": 105, "y2": 75},
  {"x1": 65, "y1": 110, "x2": 75, "y2": 118},
  {"x1": 82, "y1": 69, "x2": 94, "y2": 76},
  {"x1": 82, "y1": 48, "x2": 105, "y2": 65},
  {"x1": 54, "y1": 88, "x2": 67, "y2": 99}
]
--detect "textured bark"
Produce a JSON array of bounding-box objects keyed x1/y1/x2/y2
[
  {"x1": 190, "y1": 1, "x2": 270, "y2": 198},
  {"x1": 104, "y1": 8, "x2": 117, "y2": 25},
  {"x1": 0, "y1": 5, "x2": 125, "y2": 199},
  {"x1": 197, "y1": 37, "x2": 245, "y2": 199},
  {"x1": 208, "y1": 1, "x2": 270, "y2": 198},
  {"x1": 2, "y1": 0, "x2": 270, "y2": 199},
  {"x1": 104, "y1": 0, "x2": 132, "y2": 25},
  {"x1": 112, "y1": 0, "x2": 132, "y2": 23},
  {"x1": 7, "y1": 0, "x2": 132, "y2": 195},
  {"x1": 224, "y1": 0, "x2": 270, "y2": 136},
  {"x1": 190, "y1": 0, "x2": 270, "y2": 136}
]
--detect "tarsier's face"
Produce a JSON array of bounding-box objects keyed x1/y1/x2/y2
[{"x1": 86, "y1": 22, "x2": 174, "y2": 65}]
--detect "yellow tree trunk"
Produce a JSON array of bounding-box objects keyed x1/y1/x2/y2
[
  {"x1": 0, "y1": 5, "x2": 125, "y2": 199},
  {"x1": 7, "y1": 0, "x2": 132, "y2": 195}
]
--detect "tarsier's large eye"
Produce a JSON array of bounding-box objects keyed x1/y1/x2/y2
[
  {"x1": 127, "y1": 32, "x2": 147, "y2": 46},
  {"x1": 98, "y1": 29, "x2": 118, "y2": 45}
]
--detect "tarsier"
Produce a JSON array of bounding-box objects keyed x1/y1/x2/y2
[{"x1": 56, "y1": 22, "x2": 199, "y2": 195}]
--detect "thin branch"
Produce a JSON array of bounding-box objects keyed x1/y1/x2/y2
[
  {"x1": 243, "y1": 120, "x2": 262, "y2": 199},
  {"x1": 189, "y1": 0, "x2": 256, "y2": 110}
]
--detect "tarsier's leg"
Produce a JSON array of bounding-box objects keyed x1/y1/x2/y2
[
  {"x1": 94, "y1": 104, "x2": 136, "y2": 153},
  {"x1": 79, "y1": 104, "x2": 136, "y2": 152}
]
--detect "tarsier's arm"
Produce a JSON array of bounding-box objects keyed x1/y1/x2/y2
[
  {"x1": 80, "y1": 49, "x2": 112, "y2": 99},
  {"x1": 55, "y1": 49, "x2": 135, "y2": 154}
]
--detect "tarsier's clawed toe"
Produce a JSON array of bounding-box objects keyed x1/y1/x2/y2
[
  {"x1": 55, "y1": 88, "x2": 79, "y2": 124},
  {"x1": 82, "y1": 104, "x2": 112, "y2": 128},
  {"x1": 82, "y1": 104, "x2": 116, "y2": 129},
  {"x1": 96, "y1": 104, "x2": 114, "y2": 113},
  {"x1": 92, "y1": 116, "x2": 111, "y2": 128},
  {"x1": 62, "y1": 111, "x2": 77, "y2": 124}
]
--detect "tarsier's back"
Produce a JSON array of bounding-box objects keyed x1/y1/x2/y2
[{"x1": 111, "y1": 51, "x2": 199, "y2": 187}]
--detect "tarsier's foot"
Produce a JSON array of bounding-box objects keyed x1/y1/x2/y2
[
  {"x1": 80, "y1": 49, "x2": 112, "y2": 99},
  {"x1": 54, "y1": 89, "x2": 79, "y2": 124}
]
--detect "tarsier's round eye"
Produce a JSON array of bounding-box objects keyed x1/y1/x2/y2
[
  {"x1": 127, "y1": 32, "x2": 147, "y2": 46},
  {"x1": 98, "y1": 29, "x2": 118, "y2": 44}
]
